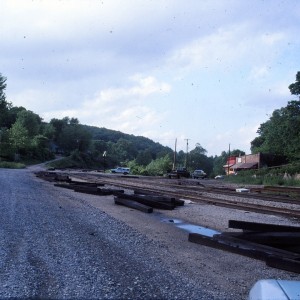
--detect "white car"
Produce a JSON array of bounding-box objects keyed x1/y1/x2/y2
[
  {"x1": 248, "y1": 279, "x2": 300, "y2": 300},
  {"x1": 110, "y1": 167, "x2": 130, "y2": 175},
  {"x1": 191, "y1": 170, "x2": 207, "y2": 179}
]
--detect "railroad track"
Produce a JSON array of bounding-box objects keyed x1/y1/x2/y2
[{"x1": 69, "y1": 173, "x2": 300, "y2": 219}]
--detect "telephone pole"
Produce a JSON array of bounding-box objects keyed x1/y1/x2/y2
[
  {"x1": 184, "y1": 138, "x2": 190, "y2": 168},
  {"x1": 173, "y1": 138, "x2": 177, "y2": 170}
]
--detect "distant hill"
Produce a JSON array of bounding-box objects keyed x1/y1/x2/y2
[{"x1": 83, "y1": 125, "x2": 173, "y2": 156}]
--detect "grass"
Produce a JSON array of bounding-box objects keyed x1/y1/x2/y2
[
  {"x1": 0, "y1": 161, "x2": 26, "y2": 169},
  {"x1": 225, "y1": 170, "x2": 300, "y2": 187}
]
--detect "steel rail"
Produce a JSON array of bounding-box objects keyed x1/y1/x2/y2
[
  {"x1": 71, "y1": 174, "x2": 300, "y2": 219},
  {"x1": 72, "y1": 173, "x2": 300, "y2": 205}
]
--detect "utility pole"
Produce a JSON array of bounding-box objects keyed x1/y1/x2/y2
[
  {"x1": 173, "y1": 138, "x2": 177, "y2": 170},
  {"x1": 227, "y1": 143, "x2": 231, "y2": 176},
  {"x1": 184, "y1": 138, "x2": 190, "y2": 169}
]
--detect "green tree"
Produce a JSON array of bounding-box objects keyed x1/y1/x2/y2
[
  {"x1": 5, "y1": 106, "x2": 26, "y2": 128},
  {"x1": 111, "y1": 138, "x2": 137, "y2": 162},
  {"x1": 15, "y1": 110, "x2": 42, "y2": 137},
  {"x1": 136, "y1": 149, "x2": 153, "y2": 166},
  {"x1": 213, "y1": 152, "x2": 227, "y2": 176},
  {"x1": 0, "y1": 73, "x2": 6, "y2": 103},
  {"x1": 0, "y1": 73, "x2": 13, "y2": 128},
  {"x1": 189, "y1": 143, "x2": 213, "y2": 175},
  {"x1": 289, "y1": 71, "x2": 300, "y2": 98},
  {"x1": 58, "y1": 123, "x2": 91, "y2": 154},
  {"x1": 146, "y1": 154, "x2": 172, "y2": 176},
  {"x1": 251, "y1": 100, "x2": 300, "y2": 160},
  {"x1": 50, "y1": 117, "x2": 70, "y2": 142},
  {"x1": 9, "y1": 121, "x2": 30, "y2": 156},
  {"x1": 42, "y1": 123, "x2": 55, "y2": 139},
  {"x1": 251, "y1": 72, "x2": 300, "y2": 161}
]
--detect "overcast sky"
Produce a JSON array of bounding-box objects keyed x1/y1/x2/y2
[{"x1": 1, "y1": 0, "x2": 299, "y2": 156}]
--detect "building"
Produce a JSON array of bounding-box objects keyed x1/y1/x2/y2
[{"x1": 223, "y1": 153, "x2": 287, "y2": 175}]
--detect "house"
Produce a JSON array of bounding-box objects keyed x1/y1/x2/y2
[{"x1": 223, "y1": 153, "x2": 287, "y2": 175}]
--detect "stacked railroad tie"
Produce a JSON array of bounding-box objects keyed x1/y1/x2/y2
[
  {"x1": 36, "y1": 171, "x2": 124, "y2": 196},
  {"x1": 35, "y1": 171, "x2": 184, "y2": 212},
  {"x1": 114, "y1": 192, "x2": 184, "y2": 213},
  {"x1": 189, "y1": 220, "x2": 300, "y2": 273}
]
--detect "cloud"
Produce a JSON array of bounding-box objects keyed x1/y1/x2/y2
[
  {"x1": 248, "y1": 66, "x2": 270, "y2": 80},
  {"x1": 41, "y1": 74, "x2": 171, "y2": 136},
  {"x1": 167, "y1": 24, "x2": 287, "y2": 74},
  {"x1": 205, "y1": 123, "x2": 260, "y2": 156}
]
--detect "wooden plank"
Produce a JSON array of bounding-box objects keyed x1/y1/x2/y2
[
  {"x1": 98, "y1": 188, "x2": 124, "y2": 195},
  {"x1": 221, "y1": 231, "x2": 300, "y2": 246},
  {"x1": 228, "y1": 220, "x2": 300, "y2": 232},
  {"x1": 73, "y1": 186, "x2": 100, "y2": 195},
  {"x1": 134, "y1": 193, "x2": 184, "y2": 206},
  {"x1": 266, "y1": 256, "x2": 300, "y2": 273},
  {"x1": 55, "y1": 174, "x2": 70, "y2": 182},
  {"x1": 69, "y1": 181, "x2": 104, "y2": 187},
  {"x1": 188, "y1": 233, "x2": 299, "y2": 260},
  {"x1": 72, "y1": 186, "x2": 122, "y2": 196},
  {"x1": 115, "y1": 193, "x2": 176, "y2": 210},
  {"x1": 114, "y1": 197, "x2": 153, "y2": 213},
  {"x1": 54, "y1": 183, "x2": 74, "y2": 189}
]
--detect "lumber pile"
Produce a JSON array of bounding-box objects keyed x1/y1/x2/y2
[
  {"x1": 36, "y1": 171, "x2": 122, "y2": 195},
  {"x1": 36, "y1": 171, "x2": 184, "y2": 212},
  {"x1": 114, "y1": 192, "x2": 184, "y2": 213},
  {"x1": 35, "y1": 171, "x2": 71, "y2": 182},
  {"x1": 189, "y1": 220, "x2": 300, "y2": 273},
  {"x1": 54, "y1": 182, "x2": 124, "y2": 196}
]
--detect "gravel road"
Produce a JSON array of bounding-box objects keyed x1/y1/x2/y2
[{"x1": 0, "y1": 168, "x2": 218, "y2": 299}]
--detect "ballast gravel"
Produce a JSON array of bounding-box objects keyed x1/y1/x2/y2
[{"x1": 1, "y1": 167, "x2": 300, "y2": 299}]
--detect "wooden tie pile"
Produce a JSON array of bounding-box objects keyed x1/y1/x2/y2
[
  {"x1": 189, "y1": 220, "x2": 300, "y2": 273},
  {"x1": 35, "y1": 171, "x2": 184, "y2": 212}
]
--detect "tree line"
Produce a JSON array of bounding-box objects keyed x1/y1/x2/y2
[
  {"x1": 1, "y1": 71, "x2": 299, "y2": 176},
  {"x1": 251, "y1": 71, "x2": 300, "y2": 162}
]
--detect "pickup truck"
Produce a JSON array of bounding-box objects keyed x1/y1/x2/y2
[{"x1": 110, "y1": 167, "x2": 130, "y2": 175}]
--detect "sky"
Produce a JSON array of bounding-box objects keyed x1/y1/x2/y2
[{"x1": 1, "y1": 0, "x2": 299, "y2": 156}]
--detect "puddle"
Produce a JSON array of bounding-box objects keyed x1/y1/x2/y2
[{"x1": 162, "y1": 218, "x2": 220, "y2": 237}]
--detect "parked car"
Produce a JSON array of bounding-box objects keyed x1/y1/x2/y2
[
  {"x1": 191, "y1": 169, "x2": 207, "y2": 179},
  {"x1": 248, "y1": 279, "x2": 300, "y2": 300},
  {"x1": 110, "y1": 167, "x2": 130, "y2": 175}
]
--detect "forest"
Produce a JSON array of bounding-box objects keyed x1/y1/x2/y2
[{"x1": 0, "y1": 71, "x2": 299, "y2": 178}]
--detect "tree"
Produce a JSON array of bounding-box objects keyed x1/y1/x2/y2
[
  {"x1": 146, "y1": 154, "x2": 172, "y2": 176},
  {"x1": 213, "y1": 152, "x2": 227, "y2": 176},
  {"x1": 289, "y1": 71, "x2": 300, "y2": 98},
  {"x1": 15, "y1": 110, "x2": 42, "y2": 137},
  {"x1": 189, "y1": 143, "x2": 213, "y2": 175},
  {"x1": 9, "y1": 121, "x2": 30, "y2": 155},
  {"x1": 136, "y1": 149, "x2": 153, "y2": 166},
  {"x1": 251, "y1": 72, "x2": 300, "y2": 161},
  {"x1": 0, "y1": 73, "x2": 6, "y2": 101},
  {"x1": 0, "y1": 73, "x2": 13, "y2": 128},
  {"x1": 58, "y1": 124, "x2": 91, "y2": 154}
]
